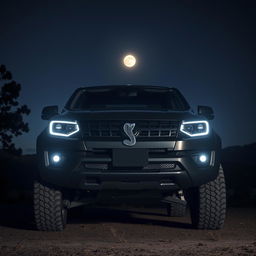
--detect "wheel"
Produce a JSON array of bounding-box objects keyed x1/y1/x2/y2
[
  {"x1": 186, "y1": 166, "x2": 226, "y2": 229},
  {"x1": 34, "y1": 180, "x2": 68, "y2": 231}
]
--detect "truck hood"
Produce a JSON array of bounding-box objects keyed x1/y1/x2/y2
[{"x1": 55, "y1": 110, "x2": 199, "y2": 121}]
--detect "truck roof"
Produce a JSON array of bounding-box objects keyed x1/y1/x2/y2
[{"x1": 79, "y1": 85, "x2": 176, "y2": 91}]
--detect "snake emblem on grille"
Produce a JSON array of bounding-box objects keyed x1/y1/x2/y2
[{"x1": 123, "y1": 123, "x2": 136, "y2": 146}]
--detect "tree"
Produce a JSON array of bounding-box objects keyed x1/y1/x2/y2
[{"x1": 0, "y1": 65, "x2": 30, "y2": 155}]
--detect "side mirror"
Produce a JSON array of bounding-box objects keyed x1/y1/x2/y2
[
  {"x1": 41, "y1": 105, "x2": 58, "y2": 120},
  {"x1": 198, "y1": 105, "x2": 214, "y2": 120}
]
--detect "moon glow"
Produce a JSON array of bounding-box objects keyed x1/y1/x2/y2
[{"x1": 123, "y1": 55, "x2": 136, "y2": 68}]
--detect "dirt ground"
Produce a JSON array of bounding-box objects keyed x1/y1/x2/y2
[{"x1": 0, "y1": 203, "x2": 255, "y2": 256}]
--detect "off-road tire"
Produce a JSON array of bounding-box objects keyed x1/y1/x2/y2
[
  {"x1": 34, "y1": 181, "x2": 67, "y2": 231},
  {"x1": 186, "y1": 166, "x2": 226, "y2": 229}
]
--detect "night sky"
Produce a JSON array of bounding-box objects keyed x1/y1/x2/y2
[{"x1": 1, "y1": 1, "x2": 256, "y2": 153}]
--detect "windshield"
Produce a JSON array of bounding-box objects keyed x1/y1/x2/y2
[{"x1": 67, "y1": 87, "x2": 189, "y2": 111}]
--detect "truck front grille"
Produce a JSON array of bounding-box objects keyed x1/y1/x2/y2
[{"x1": 82, "y1": 120, "x2": 179, "y2": 139}]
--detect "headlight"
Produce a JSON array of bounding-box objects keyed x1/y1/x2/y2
[
  {"x1": 49, "y1": 120, "x2": 80, "y2": 137},
  {"x1": 180, "y1": 120, "x2": 209, "y2": 137}
]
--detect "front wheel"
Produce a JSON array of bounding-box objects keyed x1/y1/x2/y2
[
  {"x1": 34, "y1": 180, "x2": 68, "y2": 231},
  {"x1": 186, "y1": 166, "x2": 226, "y2": 229}
]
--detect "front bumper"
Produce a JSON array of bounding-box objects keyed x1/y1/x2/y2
[{"x1": 37, "y1": 131, "x2": 221, "y2": 191}]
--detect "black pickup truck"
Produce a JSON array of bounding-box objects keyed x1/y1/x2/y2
[{"x1": 35, "y1": 85, "x2": 226, "y2": 231}]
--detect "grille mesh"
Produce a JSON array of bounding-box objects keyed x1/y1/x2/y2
[
  {"x1": 84, "y1": 163, "x2": 108, "y2": 170},
  {"x1": 143, "y1": 163, "x2": 176, "y2": 170},
  {"x1": 83, "y1": 162, "x2": 176, "y2": 171}
]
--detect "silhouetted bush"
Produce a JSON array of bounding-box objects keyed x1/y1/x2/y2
[{"x1": 0, "y1": 65, "x2": 30, "y2": 155}]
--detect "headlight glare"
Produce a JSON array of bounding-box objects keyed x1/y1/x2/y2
[
  {"x1": 180, "y1": 120, "x2": 209, "y2": 137},
  {"x1": 49, "y1": 120, "x2": 80, "y2": 137}
]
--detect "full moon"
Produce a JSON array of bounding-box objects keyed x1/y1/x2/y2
[{"x1": 123, "y1": 55, "x2": 136, "y2": 68}]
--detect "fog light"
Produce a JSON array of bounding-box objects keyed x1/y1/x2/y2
[
  {"x1": 192, "y1": 152, "x2": 210, "y2": 166},
  {"x1": 199, "y1": 154, "x2": 207, "y2": 163},
  {"x1": 52, "y1": 154, "x2": 61, "y2": 163}
]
